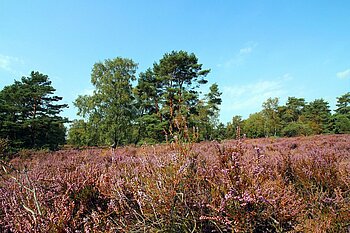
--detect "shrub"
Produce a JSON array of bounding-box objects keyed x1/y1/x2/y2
[{"x1": 282, "y1": 122, "x2": 313, "y2": 137}]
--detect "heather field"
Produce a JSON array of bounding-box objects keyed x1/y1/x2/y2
[{"x1": 1, "y1": 135, "x2": 350, "y2": 232}]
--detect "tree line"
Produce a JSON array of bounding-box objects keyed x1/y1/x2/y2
[
  {"x1": 0, "y1": 50, "x2": 349, "y2": 150},
  {"x1": 225, "y1": 94, "x2": 350, "y2": 139}
]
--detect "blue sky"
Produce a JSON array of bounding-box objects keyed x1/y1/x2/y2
[{"x1": 0, "y1": 0, "x2": 349, "y2": 123}]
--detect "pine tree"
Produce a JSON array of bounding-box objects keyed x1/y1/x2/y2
[{"x1": 0, "y1": 71, "x2": 68, "y2": 149}]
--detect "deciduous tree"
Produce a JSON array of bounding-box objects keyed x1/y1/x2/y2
[
  {"x1": 73, "y1": 57, "x2": 137, "y2": 146},
  {"x1": 262, "y1": 97, "x2": 280, "y2": 137}
]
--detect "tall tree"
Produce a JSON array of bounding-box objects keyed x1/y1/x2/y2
[
  {"x1": 0, "y1": 71, "x2": 68, "y2": 149},
  {"x1": 330, "y1": 92, "x2": 350, "y2": 134},
  {"x1": 203, "y1": 83, "x2": 222, "y2": 139},
  {"x1": 303, "y1": 99, "x2": 331, "y2": 134},
  {"x1": 74, "y1": 57, "x2": 137, "y2": 146},
  {"x1": 335, "y1": 92, "x2": 350, "y2": 116},
  {"x1": 330, "y1": 114, "x2": 350, "y2": 134},
  {"x1": 206, "y1": 83, "x2": 222, "y2": 122},
  {"x1": 262, "y1": 97, "x2": 280, "y2": 137},
  {"x1": 279, "y1": 97, "x2": 306, "y2": 123},
  {"x1": 152, "y1": 50, "x2": 210, "y2": 137},
  {"x1": 242, "y1": 112, "x2": 265, "y2": 138},
  {"x1": 133, "y1": 68, "x2": 165, "y2": 143},
  {"x1": 0, "y1": 81, "x2": 24, "y2": 147}
]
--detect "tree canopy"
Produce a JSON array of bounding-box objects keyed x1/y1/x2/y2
[
  {"x1": 69, "y1": 51, "x2": 222, "y2": 146},
  {"x1": 73, "y1": 57, "x2": 138, "y2": 146},
  {"x1": 0, "y1": 71, "x2": 68, "y2": 150}
]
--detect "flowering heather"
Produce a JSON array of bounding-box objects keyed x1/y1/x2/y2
[{"x1": 1, "y1": 135, "x2": 350, "y2": 232}]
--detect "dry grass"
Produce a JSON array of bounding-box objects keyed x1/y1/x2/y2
[{"x1": 1, "y1": 134, "x2": 350, "y2": 232}]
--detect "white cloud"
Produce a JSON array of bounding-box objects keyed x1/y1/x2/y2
[
  {"x1": 281, "y1": 73, "x2": 293, "y2": 81},
  {"x1": 222, "y1": 80, "x2": 284, "y2": 109},
  {"x1": 239, "y1": 47, "x2": 253, "y2": 55},
  {"x1": 337, "y1": 69, "x2": 350, "y2": 79},
  {"x1": 0, "y1": 54, "x2": 23, "y2": 74},
  {"x1": 218, "y1": 42, "x2": 258, "y2": 68},
  {"x1": 0, "y1": 55, "x2": 11, "y2": 70},
  {"x1": 220, "y1": 76, "x2": 290, "y2": 121}
]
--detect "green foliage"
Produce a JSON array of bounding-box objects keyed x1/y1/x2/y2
[
  {"x1": 335, "y1": 92, "x2": 350, "y2": 116},
  {"x1": 279, "y1": 97, "x2": 306, "y2": 124},
  {"x1": 328, "y1": 92, "x2": 350, "y2": 134},
  {"x1": 134, "y1": 113, "x2": 166, "y2": 144},
  {"x1": 262, "y1": 97, "x2": 280, "y2": 137},
  {"x1": 73, "y1": 57, "x2": 138, "y2": 146},
  {"x1": 202, "y1": 83, "x2": 223, "y2": 140},
  {"x1": 281, "y1": 121, "x2": 313, "y2": 137},
  {"x1": 133, "y1": 68, "x2": 164, "y2": 143},
  {"x1": 242, "y1": 112, "x2": 265, "y2": 138},
  {"x1": 70, "y1": 51, "x2": 221, "y2": 146},
  {"x1": 330, "y1": 114, "x2": 350, "y2": 134},
  {"x1": 67, "y1": 120, "x2": 90, "y2": 147},
  {"x1": 226, "y1": 115, "x2": 243, "y2": 139},
  {"x1": 206, "y1": 83, "x2": 222, "y2": 116},
  {"x1": 134, "y1": 68, "x2": 161, "y2": 117},
  {"x1": 302, "y1": 99, "x2": 331, "y2": 134},
  {"x1": 0, "y1": 71, "x2": 68, "y2": 150},
  {"x1": 152, "y1": 50, "x2": 210, "y2": 137},
  {"x1": 68, "y1": 51, "x2": 350, "y2": 145},
  {"x1": 239, "y1": 93, "x2": 350, "y2": 139}
]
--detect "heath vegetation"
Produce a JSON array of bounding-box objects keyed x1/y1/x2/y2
[{"x1": 1, "y1": 134, "x2": 349, "y2": 232}]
